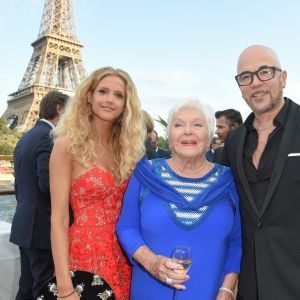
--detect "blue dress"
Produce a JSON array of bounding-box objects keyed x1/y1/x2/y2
[{"x1": 116, "y1": 158, "x2": 241, "y2": 300}]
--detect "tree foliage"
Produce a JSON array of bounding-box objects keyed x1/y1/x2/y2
[
  {"x1": 0, "y1": 118, "x2": 21, "y2": 154},
  {"x1": 155, "y1": 115, "x2": 170, "y2": 150},
  {"x1": 158, "y1": 136, "x2": 170, "y2": 150}
]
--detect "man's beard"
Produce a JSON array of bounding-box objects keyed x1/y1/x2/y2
[{"x1": 246, "y1": 90, "x2": 283, "y2": 114}]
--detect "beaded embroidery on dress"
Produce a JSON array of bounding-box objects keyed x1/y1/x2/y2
[
  {"x1": 136, "y1": 158, "x2": 236, "y2": 230},
  {"x1": 68, "y1": 167, "x2": 130, "y2": 300}
]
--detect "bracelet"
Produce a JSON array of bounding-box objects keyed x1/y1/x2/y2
[
  {"x1": 219, "y1": 287, "x2": 234, "y2": 297},
  {"x1": 57, "y1": 289, "x2": 75, "y2": 298}
]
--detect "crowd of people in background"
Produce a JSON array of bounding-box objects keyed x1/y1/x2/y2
[{"x1": 8, "y1": 44, "x2": 300, "y2": 300}]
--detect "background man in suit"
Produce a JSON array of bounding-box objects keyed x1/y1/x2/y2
[
  {"x1": 205, "y1": 136, "x2": 223, "y2": 162},
  {"x1": 222, "y1": 44, "x2": 300, "y2": 299},
  {"x1": 148, "y1": 130, "x2": 171, "y2": 159},
  {"x1": 213, "y1": 109, "x2": 243, "y2": 163},
  {"x1": 10, "y1": 90, "x2": 68, "y2": 300}
]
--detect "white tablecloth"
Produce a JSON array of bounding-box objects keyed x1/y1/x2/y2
[{"x1": 0, "y1": 222, "x2": 20, "y2": 300}]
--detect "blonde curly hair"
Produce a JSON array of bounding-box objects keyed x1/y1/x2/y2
[{"x1": 53, "y1": 67, "x2": 145, "y2": 183}]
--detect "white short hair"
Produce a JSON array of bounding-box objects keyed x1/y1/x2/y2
[{"x1": 167, "y1": 99, "x2": 215, "y2": 141}]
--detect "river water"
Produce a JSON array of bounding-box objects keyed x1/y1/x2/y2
[{"x1": 0, "y1": 184, "x2": 16, "y2": 223}]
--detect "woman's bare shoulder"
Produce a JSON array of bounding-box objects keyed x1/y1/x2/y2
[
  {"x1": 51, "y1": 137, "x2": 73, "y2": 162},
  {"x1": 55, "y1": 136, "x2": 71, "y2": 146}
]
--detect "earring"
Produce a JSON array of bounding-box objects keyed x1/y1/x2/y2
[
  {"x1": 117, "y1": 112, "x2": 124, "y2": 126},
  {"x1": 88, "y1": 103, "x2": 93, "y2": 120},
  {"x1": 118, "y1": 117, "x2": 122, "y2": 126}
]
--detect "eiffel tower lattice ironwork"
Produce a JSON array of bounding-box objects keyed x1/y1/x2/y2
[{"x1": 2, "y1": 0, "x2": 86, "y2": 131}]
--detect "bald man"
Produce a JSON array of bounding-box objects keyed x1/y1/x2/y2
[{"x1": 222, "y1": 45, "x2": 300, "y2": 299}]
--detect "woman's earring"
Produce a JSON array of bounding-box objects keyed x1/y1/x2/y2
[
  {"x1": 88, "y1": 103, "x2": 93, "y2": 120},
  {"x1": 118, "y1": 117, "x2": 122, "y2": 126},
  {"x1": 117, "y1": 112, "x2": 124, "y2": 126}
]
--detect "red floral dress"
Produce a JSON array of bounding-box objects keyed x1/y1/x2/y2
[{"x1": 68, "y1": 167, "x2": 131, "y2": 300}]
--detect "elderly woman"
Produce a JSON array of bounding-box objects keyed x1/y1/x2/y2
[{"x1": 116, "y1": 99, "x2": 241, "y2": 300}]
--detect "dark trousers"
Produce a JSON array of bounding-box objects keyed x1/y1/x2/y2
[{"x1": 15, "y1": 247, "x2": 54, "y2": 300}]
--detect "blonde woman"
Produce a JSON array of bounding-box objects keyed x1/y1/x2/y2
[{"x1": 50, "y1": 67, "x2": 145, "y2": 300}]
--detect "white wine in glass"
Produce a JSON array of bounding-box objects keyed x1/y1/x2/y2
[
  {"x1": 175, "y1": 259, "x2": 192, "y2": 274},
  {"x1": 171, "y1": 245, "x2": 192, "y2": 274}
]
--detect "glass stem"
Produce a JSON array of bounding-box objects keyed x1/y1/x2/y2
[{"x1": 173, "y1": 289, "x2": 178, "y2": 300}]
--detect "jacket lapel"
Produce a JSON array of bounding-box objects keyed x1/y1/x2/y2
[
  {"x1": 259, "y1": 99, "x2": 299, "y2": 217},
  {"x1": 236, "y1": 125, "x2": 260, "y2": 217}
]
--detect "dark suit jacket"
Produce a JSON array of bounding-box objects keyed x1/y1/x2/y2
[
  {"x1": 10, "y1": 121, "x2": 53, "y2": 249},
  {"x1": 156, "y1": 148, "x2": 171, "y2": 159},
  {"x1": 145, "y1": 140, "x2": 158, "y2": 160},
  {"x1": 222, "y1": 98, "x2": 300, "y2": 299},
  {"x1": 213, "y1": 147, "x2": 223, "y2": 164},
  {"x1": 205, "y1": 149, "x2": 214, "y2": 162},
  {"x1": 206, "y1": 148, "x2": 223, "y2": 163}
]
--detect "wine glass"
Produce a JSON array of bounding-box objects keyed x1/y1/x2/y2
[{"x1": 171, "y1": 245, "x2": 192, "y2": 300}]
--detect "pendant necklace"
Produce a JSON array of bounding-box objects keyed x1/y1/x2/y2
[
  {"x1": 253, "y1": 122, "x2": 274, "y2": 132},
  {"x1": 255, "y1": 125, "x2": 273, "y2": 132}
]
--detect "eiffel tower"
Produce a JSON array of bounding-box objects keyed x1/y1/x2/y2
[{"x1": 2, "y1": 0, "x2": 86, "y2": 131}]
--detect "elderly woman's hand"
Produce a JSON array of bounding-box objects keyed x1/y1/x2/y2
[
  {"x1": 133, "y1": 246, "x2": 189, "y2": 290},
  {"x1": 149, "y1": 255, "x2": 189, "y2": 290}
]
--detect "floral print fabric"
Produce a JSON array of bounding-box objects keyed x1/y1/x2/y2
[{"x1": 69, "y1": 167, "x2": 130, "y2": 300}]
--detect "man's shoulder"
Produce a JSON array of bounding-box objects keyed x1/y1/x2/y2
[
  {"x1": 286, "y1": 97, "x2": 300, "y2": 112},
  {"x1": 227, "y1": 124, "x2": 246, "y2": 141},
  {"x1": 286, "y1": 97, "x2": 299, "y2": 104},
  {"x1": 16, "y1": 122, "x2": 52, "y2": 150},
  {"x1": 214, "y1": 146, "x2": 223, "y2": 154},
  {"x1": 213, "y1": 147, "x2": 223, "y2": 163},
  {"x1": 158, "y1": 147, "x2": 170, "y2": 153},
  {"x1": 157, "y1": 148, "x2": 171, "y2": 158},
  {"x1": 29, "y1": 121, "x2": 52, "y2": 136},
  {"x1": 35, "y1": 120, "x2": 53, "y2": 131}
]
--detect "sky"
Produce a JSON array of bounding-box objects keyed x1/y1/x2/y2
[{"x1": 1, "y1": 0, "x2": 300, "y2": 135}]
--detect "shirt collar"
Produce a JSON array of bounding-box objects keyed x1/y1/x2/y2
[{"x1": 40, "y1": 119, "x2": 55, "y2": 129}]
